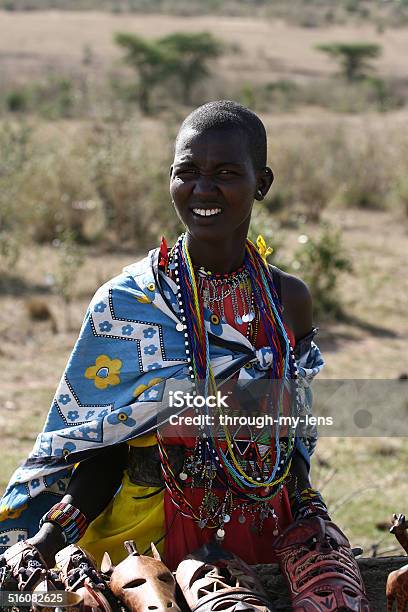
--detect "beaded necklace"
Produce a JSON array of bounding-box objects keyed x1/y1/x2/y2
[
  {"x1": 157, "y1": 234, "x2": 299, "y2": 539},
  {"x1": 197, "y1": 266, "x2": 254, "y2": 322}
]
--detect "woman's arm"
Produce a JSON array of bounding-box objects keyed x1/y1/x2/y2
[
  {"x1": 279, "y1": 270, "x2": 313, "y2": 344},
  {"x1": 278, "y1": 269, "x2": 329, "y2": 516},
  {"x1": 28, "y1": 443, "x2": 128, "y2": 567}
]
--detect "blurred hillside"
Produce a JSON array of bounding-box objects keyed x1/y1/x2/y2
[
  {"x1": 1, "y1": 0, "x2": 408, "y2": 27},
  {"x1": 1, "y1": 10, "x2": 408, "y2": 111}
]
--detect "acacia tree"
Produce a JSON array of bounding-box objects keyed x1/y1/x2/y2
[
  {"x1": 158, "y1": 32, "x2": 223, "y2": 105},
  {"x1": 115, "y1": 31, "x2": 223, "y2": 112},
  {"x1": 115, "y1": 33, "x2": 178, "y2": 114},
  {"x1": 316, "y1": 42, "x2": 382, "y2": 81}
]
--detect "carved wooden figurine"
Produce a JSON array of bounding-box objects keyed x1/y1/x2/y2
[
  {"x1": 55, "y1": 544, "x2": 115, "y2": 611},
  {"x1": 386, "y1": 513, "x2": 408, "y2": 612},
  {"x1": 274, "y1": 516, "x2": 372, "y2": 611},
  {"x1": 176, "y1": 541, "x2": 276, "y2": 612},
  {"x1": 102, "y1": 540, "x2": 181, "y2": 612}
]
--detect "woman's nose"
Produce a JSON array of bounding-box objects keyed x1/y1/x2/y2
[{"x1": 192, "y1": 174, "x2": 217, "y2": 196}]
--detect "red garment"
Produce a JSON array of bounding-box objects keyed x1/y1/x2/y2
[{"x1": 163, "y1": 277, "x2": 295, "y2": 569}]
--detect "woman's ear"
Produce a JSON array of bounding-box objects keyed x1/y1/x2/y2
[
  {"x1": 265, "y1": 166, "x2": 274, "y2": 183},
  {"x1": 255, "y1": 166, "x2": 274, "y2": 200}
]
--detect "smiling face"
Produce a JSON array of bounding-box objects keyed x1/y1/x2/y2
[{"x1": 170, "y1": 126, "x2": 271, "y2": 248}]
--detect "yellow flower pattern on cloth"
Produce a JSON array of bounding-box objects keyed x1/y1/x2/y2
[
  {"x1": 133, "y1": 377, "x2": 163, "y2": 399},
  {"x1": 256, "y1": 235, "x2": 273, "y2": 263},
  {"x1": 136, "y1": 294, "x2": 152, "y2": 304},
  {"x1": 85, "y1": 355, "x2": 122, "y2": 389},
  {"x1": 0, "y1": 504, "x2": 27, "y2": 521}
]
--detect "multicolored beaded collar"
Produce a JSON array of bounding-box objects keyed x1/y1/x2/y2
[{"x1": 157, "y1": 234, "x2": 300, "y2": 539}]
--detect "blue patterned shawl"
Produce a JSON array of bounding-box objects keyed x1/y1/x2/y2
[{"x1": 0, "y1": 248, "x2": 324, "y2": 553}]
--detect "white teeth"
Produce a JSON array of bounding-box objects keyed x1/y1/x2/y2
[{"x1": 193, "y1": 208, "x2": 221, "y2": 217}]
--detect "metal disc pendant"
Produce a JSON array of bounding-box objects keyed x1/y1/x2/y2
[
  {"x1": 179, "y1": 472, "x2": 188, "y2": 481},
  {"x1": 273, "y1": 529, "x2": 279, "y2": 536},
  {"x1": 216, "y1": 528, "x2": 225, "y2": 539},
  {"x1": 247, "y1": 312, "x2": 255, "y2": 322},
  {"x1": 242, "y1": 313, "x2": 249, "y2": 323},
  {"x1": 235, "y1": 316, "x2": 243, "y2": 325},
  {"x1": 223, "y1": 514, "x2": 231, "y2": 523},
  {"x1": 176, "y1": 323, "x2": 184, "y2": 332},
  {"x1": 238, "y1": 514, "x2": 246, "y2": 524},
  {"x1": 198, "y1": 519, "x2": 207, "y2": 529}
]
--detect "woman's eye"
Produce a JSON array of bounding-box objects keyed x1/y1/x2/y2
[
  {"x1": 218, "y1": 169, "x2": 234, "y2": 175},
  {"x1": 178, "y1": 168, "x2": 197, "y2": 174}
]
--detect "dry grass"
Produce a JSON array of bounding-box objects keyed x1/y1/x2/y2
[
  {"x1": 2, "y1": 110, "x2": 407, "y2": 249},
  {"x1": 314, "y1": 437, "x2": 408, "y2": 554}
]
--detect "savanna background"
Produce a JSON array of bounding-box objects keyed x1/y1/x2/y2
[{"x1": 0, "y1": 0, "x2": 407, "y2": 557}]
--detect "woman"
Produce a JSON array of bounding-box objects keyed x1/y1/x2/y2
[{"x1": 0, "y1": 101, "x2": 369, "y2": 609}]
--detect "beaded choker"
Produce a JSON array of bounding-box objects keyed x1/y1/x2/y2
[
  {"x1": 197, "y1": 267, "x2": 255, "y2": 325},
  {"x1": 157, "y1": 234, "x2": 299, "y2": 539}
]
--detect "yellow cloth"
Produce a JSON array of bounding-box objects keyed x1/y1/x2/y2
[
  {"x1": 78, "y1": 433, "x2": 164, "y2": 567},
  {"x1": 126, "y1": 432, "x2": 157, "y2": 448}
]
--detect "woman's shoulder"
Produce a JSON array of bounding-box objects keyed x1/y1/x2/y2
[
  {"x1": 269, "y1": 264, "x2": 311, "y2": 305},
  {"x1": 89, "y1": 250, "x2": 158, "y2": 308},
  {"x1": 268, "y1": 264, "x2": 312, "y2": 341}
]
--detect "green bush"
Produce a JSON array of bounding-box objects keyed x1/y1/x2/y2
[
  {"x1": 115, "y1": 31, "x2": 223, "y2": 113},
  {"x1": 293, "y1": 224, "x2": 352, "y2": 319},
  {"x1": 316, "y1": 42, "x2": 382, "y2": 81},
  {"x1": 2, "y1": 76, "x2": 91, "y2": 120},
  {"x1": 6, "y1": 90, "x2": 28, "y2": 112}
]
